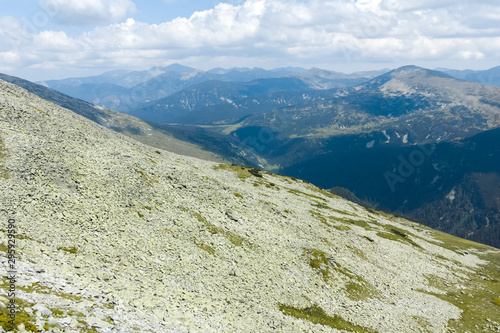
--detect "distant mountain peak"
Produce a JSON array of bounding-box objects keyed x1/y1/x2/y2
[
  {"x1": 361, "y1": 65, "x2": 458, "y2": 89},
  {"x1": 388, "y1": 65, "x2": 454, "y2": 79},
  {"x1": 155, "y1": 63, "x2": 197, "y2": 73}
]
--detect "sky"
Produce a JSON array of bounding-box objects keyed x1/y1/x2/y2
[{"x1": 0, "y1": 0, "x2": 499, "y2": 81}]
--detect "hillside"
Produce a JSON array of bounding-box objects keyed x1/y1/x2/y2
[
  {"x1": 1, "y1": 79, "x2": 500, "y2": 332},
  {"x1": 0, "y1": 73, "x2": 231, "y2": 165},
  {"x1": 132, "y1": 77, "x2": 312, "y2": 124}
]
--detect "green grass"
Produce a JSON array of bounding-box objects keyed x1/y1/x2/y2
[
  {"x1": 337, "y1": 217, "x2": 373, "y2": 230},
  {"x1": 279, "y1": 304, "x2": 376, "y2": 332},
  {"x1": 333, "y1": 263, "x2": 377, "y2": 301},
  {"x1": 213, "y1": 164, "x2": 266, "y2": 180},
  {"x1": 312, "y1": 201, "x2": 358, "y2": 217},
  {"x1": 194, "y1": 239, "x2": 215, "y2": 255},
  {"x1": 10, "y1": 281, "x2": 115, "y2": 331},
  {"x1": 135, "y1": 170, "x2": 158, "y2": 187},
  {"x1": 0, "y1": 297, "x2": 38, "y2": 332},
  {"x1": 303, "y1": 247, "x2": 377, "y2": 301},
  {"x1": 309, "y1": 210, "x2": 331, "y2": 227},
  {"x1": 344, "y1": 280, "x2": 376, "y2": 302},
  {"x1": 0, "y1": 243, "x2": 8, "y2": 253},
  {"x1": 287, "y1": 188, "x2": 326, "y2": 201},
  {"x1": 16, "y1": 282, "x2": 88, "y2": 303},
  {"x1": 304, "y1": 248, "x2": 330, "y2": 281},
  {"x1": 312, "y1": 202, "x2": 330, "y2": 210},
  {"x1": 333, "y1": 225, "x2": 351, "y2": 231},
  {"x1": 376, "y1": 227, "x2": 421, "y2": 248},
  {"x1": 178, "y1": 207, "x2": 251, "y2": 248},
  {"x1": 28, "y1": 105, "x2": 50, "y2": 116},
  {"x1": 57, "y1": 246, "x2": 78, "y2": 254}
]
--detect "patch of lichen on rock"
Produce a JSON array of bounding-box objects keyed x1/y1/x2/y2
[{"x1": 279, "y1": 303, "x2": 376, "y2": 332}]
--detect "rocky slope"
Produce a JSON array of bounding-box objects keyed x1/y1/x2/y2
[
  {"x1": 0, "y1": 73, "x2": 229, "y2": 165},
  {"x1": 0, "y1": 79, "x2": 500, "y2": 332}
]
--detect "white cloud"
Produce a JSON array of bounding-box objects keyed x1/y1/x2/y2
[
  {"x1": 2, "y1": 0, "x2": 500, "y2": 80},
  {"x1": 37, "y1": 0, "x2": 136, "y2": 25}
]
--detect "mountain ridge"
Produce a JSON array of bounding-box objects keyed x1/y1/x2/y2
[{"x1": 0, "y1": 73, "x2": 231, "y2": 164}]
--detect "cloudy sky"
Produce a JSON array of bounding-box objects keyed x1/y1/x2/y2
[{"x1": 1, "y1": 0, "x2": 499, "y2": 81}]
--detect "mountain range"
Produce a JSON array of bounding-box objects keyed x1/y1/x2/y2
[
  {"x1": 9, "y1": 64, "x2": 500, "y2": 249},
  {"x1": 1, "y1": 74, "x2": 500, "y2": 332},
  {"x1": 39, "y1": 64, "x2": 386, "y2": 114},
  {"x1": 440, "y1": 66, "x2": 500, "y2": 86}
]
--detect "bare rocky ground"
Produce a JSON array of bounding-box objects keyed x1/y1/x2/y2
[{"x1": 0, "y1": 79, "x2": 499, "y2": 332}]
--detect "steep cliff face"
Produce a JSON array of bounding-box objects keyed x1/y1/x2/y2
[{"x1": 0, "y1": 79, "x2": 499, "y2": 332}]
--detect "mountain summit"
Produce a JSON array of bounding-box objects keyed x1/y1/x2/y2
[{"x1": 1, "y1": 78, "x2": 500, "y2": 332}]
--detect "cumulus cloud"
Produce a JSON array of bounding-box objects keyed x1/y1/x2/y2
[
  {"x1": 38, "y1": 0, "x2": 136, "y2": 25},
  {"x1": 2, "y1": 0, "x2": 500, "y2": 80}
]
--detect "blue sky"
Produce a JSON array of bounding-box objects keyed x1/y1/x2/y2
[
  {"x1": 1, "y1": 0, "x2": 226, "y2": 36},
  {"x1": 1, "y1": 0, "x2": 499, "y2": 81}
]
